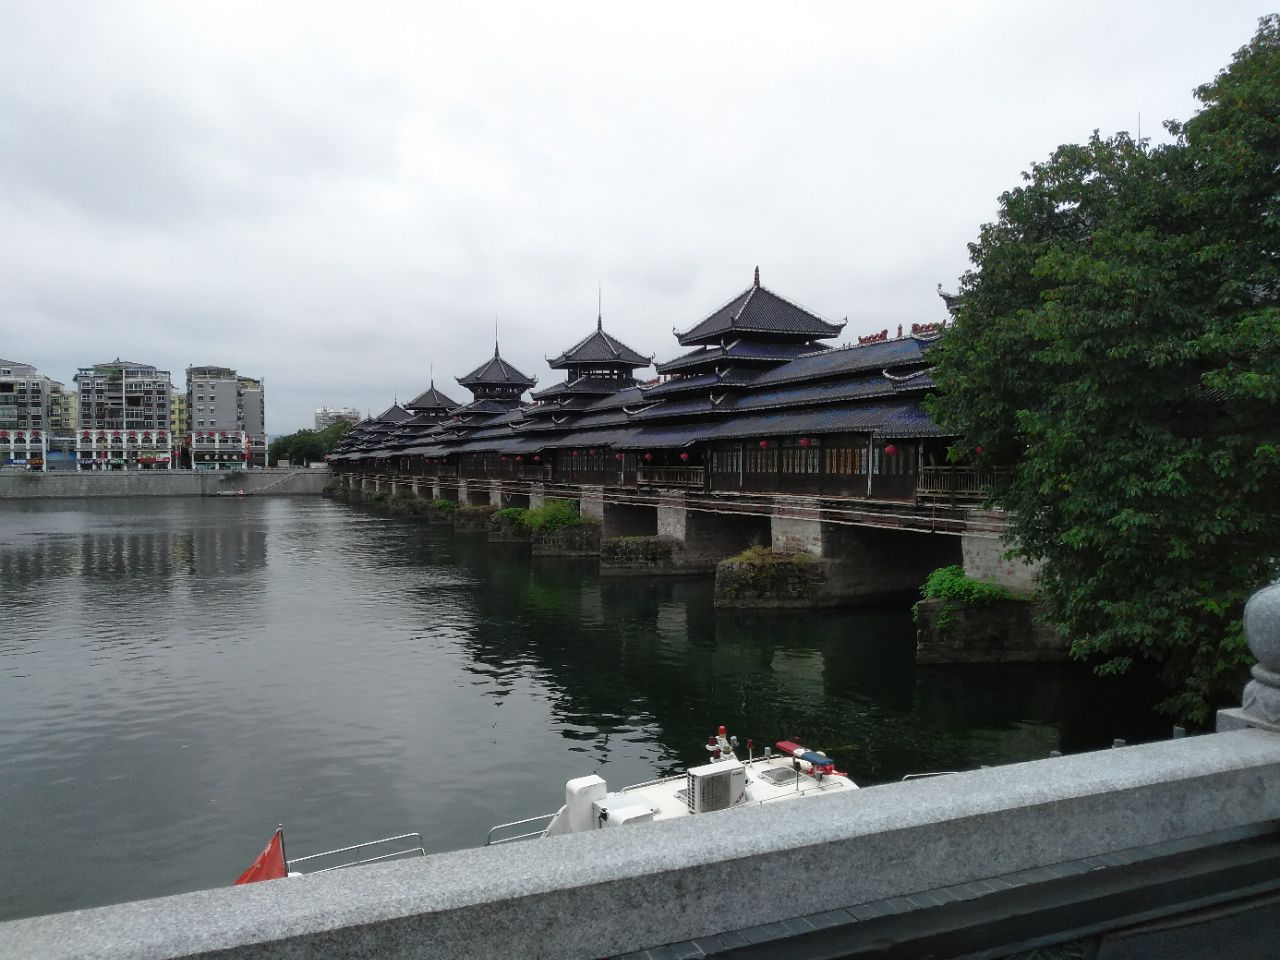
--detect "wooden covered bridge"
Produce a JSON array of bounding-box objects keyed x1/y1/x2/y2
[{"x1": 327, "y1": 270, "x2": 1022, "y2": 599}]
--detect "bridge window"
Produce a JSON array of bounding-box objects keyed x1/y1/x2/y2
[
  {"x1": 711, "y1": 449, "x2": 740, "y2": 474},
  {"x1": 744, "y1": 447, "x2": 777, "y2": 474},
  {"x1": 824, "y1": 446, "x2": 866, "y2": 476}
]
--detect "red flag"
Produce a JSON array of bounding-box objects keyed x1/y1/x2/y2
[{"x1": 235, "y1": 828, "x2": 287, "y2": 885}]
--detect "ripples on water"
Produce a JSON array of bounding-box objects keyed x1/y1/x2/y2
[{"x1": 0, "y1": 498, "x2": 1167, "y2": 921}]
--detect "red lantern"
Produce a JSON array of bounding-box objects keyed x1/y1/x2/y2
[
  {"x1": 571, "y1": 450, "x2": 579, "y2": 457},
  {"x1": 113, "y1": 432, "x2": 121, "y2": 438},
  {"x1": 500, "y1": 455, "x2": 507, "y2": 461},
  {"x1": 884, "y1": 444, "x2": 899, "y2": 457},
  {"x1": 516, "y1": 455, "x2": 523, "y2": 462},
  {"x1": 799, "y1": 437, "x2": 811, "y2": 448},
  {"x1": 615, "y1": 453, "x2": 623, "y2": 461},
  {"x1": 975, "y1": 445, "x2": 985, "y2": 455},
  {"x1": 81, "y1": 432, "x2": 90, "y2": 440},
  {"x1": 534, "y1": 455, "x2": 541, "y2": 463},
  {"x1": 32, "y1": 430, "x2": 41, "y2": 439},
  {"x1": 759, "y1": 440, "x2": 769, "y2": 449},
  {"x1": 0, "y1": 431, "x2": 8, "y2": 439},
  {"x1": 643, "y1": 452, "x2": 653, "y2": 462},
  {"x1": 589, "y1": 449, "x2": 597, "y2": 455},
  {"x1": 679, "y1": 452, "x2": 690, "y2": 462}
]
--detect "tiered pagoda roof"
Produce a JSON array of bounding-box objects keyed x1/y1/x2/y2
[
  {"x1": 547, "y1": 316, "x2": 651, "y2": 370},
  {"x1": 405, "y1": 381, "x2": 460, "y2": 415},
  {"x1": 673, "y1": 267, "x2": 845, "y2": 346},
  {"x1": 457, "y1": 344, "x2": 536, "y2": 396},
  {"x1": 329, "y1": 274, "x2": 951, "y2": 465}
]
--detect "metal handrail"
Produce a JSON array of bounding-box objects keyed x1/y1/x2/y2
[
  {"x1": 287, "y1": 832, "x2": 426, "y2": 874},
  {"x1": 485, "y1": 812, "x2": 557, "y2": 846}
]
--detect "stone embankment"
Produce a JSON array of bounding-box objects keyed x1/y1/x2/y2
[
  {"x1": 915, "y1": 596, "x2": 1063, "y2": 663},
  {"x1": 0, "y1": 468, "x2": 329, "y2": 499}
]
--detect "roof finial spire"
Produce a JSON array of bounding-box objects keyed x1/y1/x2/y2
[
  {"x1": 598, "y1": 283, "x2": 603, "y2": 330},
  {"x1": 753, "y1": 265, "x2": 760, "y2": 287},
  {"x1": 429, "y1": 364, "x2": 434, "y2": 388},
  {"x1": 494, "y1": 316, "x2": 500, "y2": 357}
]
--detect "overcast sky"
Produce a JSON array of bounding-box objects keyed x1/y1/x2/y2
[{"x1": 1, "y1": 2, "x2": 1271, "y2": 432}]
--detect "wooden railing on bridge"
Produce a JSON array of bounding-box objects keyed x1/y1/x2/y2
[
  {"x1": 915, "y1": 466, "x2": 1007, "y2": 502},
  {"x1": 636, "y1": 466, "x2": 704, "y2": 489}
]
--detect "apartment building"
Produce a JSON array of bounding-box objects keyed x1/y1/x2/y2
[
  {"x1": 73, "y1": 359, "x2": 173, "y2": 470},
  {"x1": 187, "y1": 366, "x2": 267, "y2": 469},
  {"x1": 315, "y1": 406, "x2": 362, "y2": 431},
  {"x1": 0, "y1": 359, "x2": 51, "y2": 469}
]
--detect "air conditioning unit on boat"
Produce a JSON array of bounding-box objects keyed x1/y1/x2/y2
[{"x1": 686, "y1": 760, "x2": 746, "y2": 815}]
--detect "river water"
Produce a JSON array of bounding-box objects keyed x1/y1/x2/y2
[{"x1": 0, "y1": 497, "x2": 1169, "y2": 921}]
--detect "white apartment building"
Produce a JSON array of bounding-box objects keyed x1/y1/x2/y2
[
  {"x1": 73, "y1": 359, "x2": 173, "y2": 470},
  {"x1": 315, "y1": 406, "x2": 362, "y2": 431},
  {"x1": 0, "y1": 359, "x2": 52, "y2": 469}
]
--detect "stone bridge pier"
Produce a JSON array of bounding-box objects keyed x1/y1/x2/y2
[
  {"x1": 597, "y1": 499, "x2": 656, "y2": 538},
  {"x1": 755, "y1": 511, "x2": 961, "y2": 605}
]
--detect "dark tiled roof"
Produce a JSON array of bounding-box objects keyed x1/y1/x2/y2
[
  {"x1": 405, "y1": 382, "x2": 460, "y2": 411},
  {"x1": 547, "y1": 321, "x2": 651, "y2": 368},
  {"x1": 724, "y1": 373, "x2": 899, "y2": 411},
  {"x1": 675, "y1": 272, "x2": 845, "y2": 346},
  {"x1": 614, "y1": 401, "x2": 943, "y2": 447},
  {"x1": 530, "y1": 377, "x2": 630, "y2": 401},
  {"x1": 657, "y1": 340, "x2": 824, "y2": 374},
  {"x1": 749, "y1": 337, "x2": 937, "y2": 387},
  {"x1": 628, "y1": 397, "x2": 715, "y2": 420},
  {"x1": 374, "y1": 403, "x2": 413, "y2": 423},
  {"x1": 457, "y1": 347, "x2": 536, "y2": 388},
  {"x1": 454, "y1": 399, "x2": 522, "y2": 417},
  {"x1": 639, "y1": 373, "x2": 721, "y2": 398},
  {"x1": 709, "y1": 401, "x2": 943, "y2": 440},
  {"x1": 581, "y1": 385, "x2": 648, "y2": 412}
]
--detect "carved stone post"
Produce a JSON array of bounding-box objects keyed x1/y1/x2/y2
[{"x1": 1218, "y1": 582, "x2": 1280, "y2": 732}]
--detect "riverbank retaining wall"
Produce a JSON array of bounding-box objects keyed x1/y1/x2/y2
[
  {"x1": 0, "y1": 469, "x2": 330, "y2": 500},
  {"x1": 915, "y1": 596, "x2": 1065, "y2": 663}
]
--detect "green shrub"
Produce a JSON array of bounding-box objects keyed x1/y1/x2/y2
[
  {"x1": 431, "y1": 498, "x2": 457, "y2": 512},
  {"x1": 520, "y1": 500, "x2": 585, "y2": 531},
  {"x1": 919, "y1": 564, "x2": 1013, "y2": 605},
  {"x1": 494, "y1": 507, "x2": 530, "y2": 523},
  {"x1": 913, "y1": 564, "x2": 1016, "y2": 626}
]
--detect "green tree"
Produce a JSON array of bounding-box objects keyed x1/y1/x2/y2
[
  {"x1": 269, "y1": 420, "x2": 351, "y2": 466},
  {"x1": 929, "y1": 16, "x2": 1280, "y2": 722}
]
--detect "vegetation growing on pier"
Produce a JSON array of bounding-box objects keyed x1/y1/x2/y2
[
  {"x1": 928, "y1": 16, "x2": 1280, "y2": 721},
  {"x1": 495, "y1": 500, "x2": 587, "y2": 531}
]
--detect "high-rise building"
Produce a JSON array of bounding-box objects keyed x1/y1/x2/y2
[
  {"x1": 73, "y1": 359, "x2": 173, "y2": 470},
  {"x1": 170, "y1": 393, "x2": 189, "y2": 464},
  {"x1": 48, "y1": 381, "x2": 71, "y2": 434},
  {"x1": 0, "y1": 359, "x2": 52, "y2": 469},
  {"x1": 186, "y1": 365, "x2": 267, "y2": 469},
  {"x1": 315, "y1": 406, "x2": 362, "y2": 430}
]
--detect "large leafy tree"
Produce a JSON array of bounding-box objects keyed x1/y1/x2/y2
[
  {"x1": 268, "y1": 420, "x2": 351, "y2": 466},
  {"x1": 929, "y1": 16, "x2": 1280, "y2": 722}
]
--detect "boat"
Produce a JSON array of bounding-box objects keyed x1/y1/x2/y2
[
  {"x1": 233, "y1": 727, "x2": 855, "y2": 883},
  {"x1": 485, "y1": 727, "x2": 858, "y2": 845}
]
